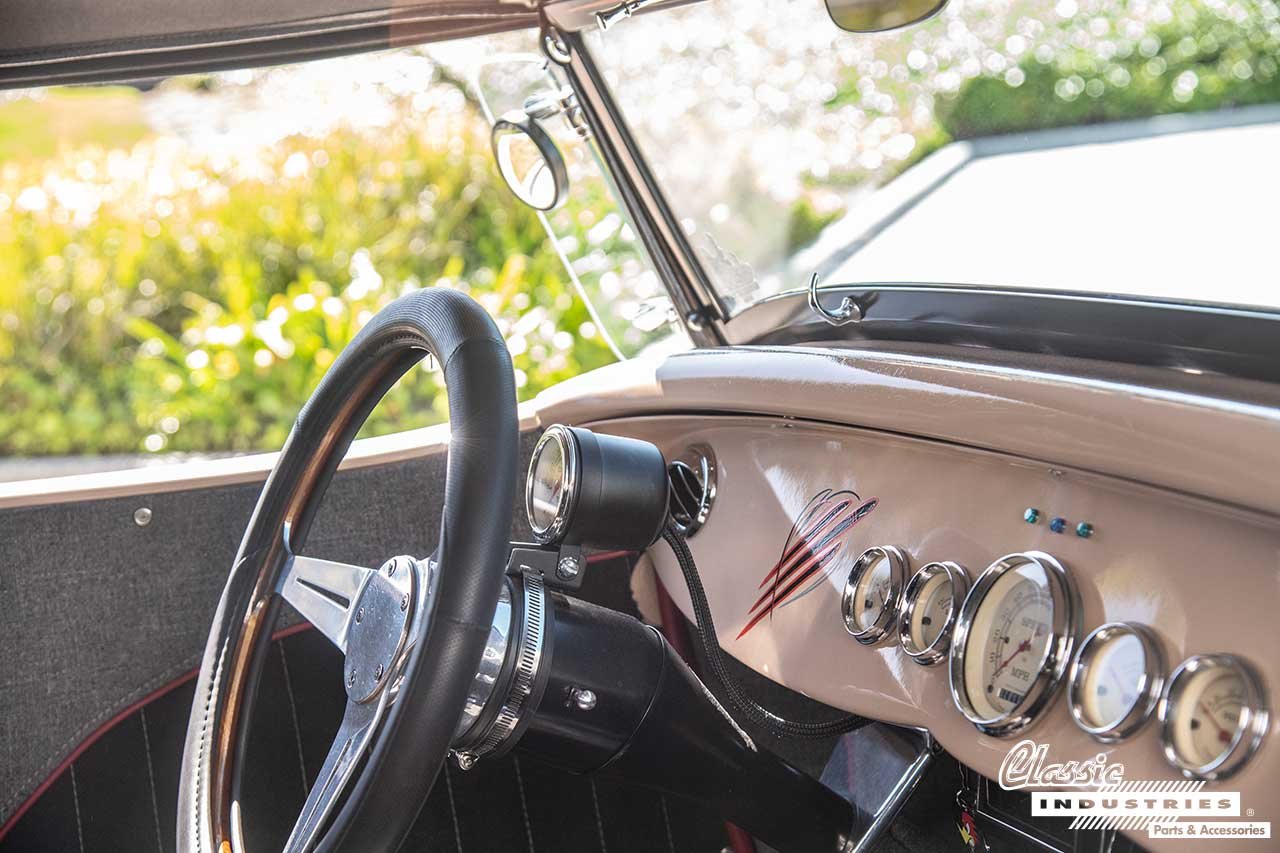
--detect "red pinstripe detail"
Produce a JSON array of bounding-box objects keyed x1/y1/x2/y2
[
  {"x1": 737, "y1": 492, "x2": 879, "y2": 639},
  {"x1": 747, "y1": 494, "x2": 849, "y2": 589}
]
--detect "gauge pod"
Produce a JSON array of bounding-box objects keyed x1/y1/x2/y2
[
  {"x1": 898, "y1": 561, "x2": 969, "y2": 666},
  {"x1": 841, "y1": 546, "x2": 908, "y2": 645},
  {"x1": 949, "y1": 551, "x2": 1081, "y2": 737},
  {"x1": 525, "y1": 424, "x2": 669, "y2": 551},
  {"x1": 1158, "y1": 653, "x2": 1268, "y2": 781},
  {"x1": 1067, "y1": 622, "x2": 1164, "y2": 742}
]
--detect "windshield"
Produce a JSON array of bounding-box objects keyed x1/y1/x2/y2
[{"x1": 586, "y1": 0, "x2": 1280, "y2": 315}]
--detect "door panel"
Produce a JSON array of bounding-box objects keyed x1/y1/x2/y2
[{"x1": 0, "y1": 431, "x2": 539, "y2": 828}]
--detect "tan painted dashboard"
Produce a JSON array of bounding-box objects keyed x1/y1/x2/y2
[
  {"x1": 599, "y1": 413, "x2": 1279, "y2": 852},
  {"x1": 551, "y1": 347, "x2": 1280, "y2": 853}
]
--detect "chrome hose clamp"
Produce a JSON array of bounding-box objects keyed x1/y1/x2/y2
[{"x1": 452, "y1": 570, "x2": 548, "y2": 768}]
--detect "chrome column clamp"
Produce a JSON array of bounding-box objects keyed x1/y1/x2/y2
[{"x1": 451, "y1": 570, "x2": 549, "y2": 769}]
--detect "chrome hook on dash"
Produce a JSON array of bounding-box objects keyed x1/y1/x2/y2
[{"x1": 807, "y1": 273, "x2": 862, "y2": 326}]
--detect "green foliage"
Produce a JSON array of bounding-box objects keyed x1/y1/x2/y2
[
  {"x1": 939, "y1": 0, "x2": 1280, "y2": 139},
  {"x1": 785, "y1": 196, "x2": 842, "y2": 254},
  {"x1": 0, "y1": 87, "x2": 149, "y2": 161},
  {"x1": 0, "y1": 88, "x2": 616, "y2": 456}
]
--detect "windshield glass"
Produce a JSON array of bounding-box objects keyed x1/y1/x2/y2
[{"x1": 586, "y1": 0, "x2": 1280, "y2": 315}]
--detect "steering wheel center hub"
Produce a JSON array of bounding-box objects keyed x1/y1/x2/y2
[{"x1": 345, "y1": 556, "x2": 416, "y2": 703}]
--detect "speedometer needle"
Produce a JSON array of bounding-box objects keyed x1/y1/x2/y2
[{"x1": 990, "y1": 638, "x2": 1031, "y2": 683}]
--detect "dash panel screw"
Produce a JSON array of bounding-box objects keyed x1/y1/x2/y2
[{"x1": 134, "y1": 507, "x2": 153, "y2": 527}]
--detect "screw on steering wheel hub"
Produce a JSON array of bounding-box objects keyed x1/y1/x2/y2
[{"x1": 345, "y1": 556, "x2": 416, "y2": 703}]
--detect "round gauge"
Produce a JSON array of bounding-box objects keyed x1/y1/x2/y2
[
  {"x1": 1068, "y1": 622, "x2": 1164, "y2": 741},
  {"x1": 898, "y1": 561, "x2": 969, "y2": 666},
  {"x1": 1159, "y1": 654, "x2": 1268, "y2": 780},
  {"x1": 949, "y1": 552, "x2": 1081, "y2": 736},
  {"x1": 841, "y1": 546, "x2": 908, "y2": 645},
  {"x1": 525, "y1": 425, "x2": 578, "y2": 543}
]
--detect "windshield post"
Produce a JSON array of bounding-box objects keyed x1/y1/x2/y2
[{"x1": 543, "y1": 21, "x2": 729, "y2": 346}]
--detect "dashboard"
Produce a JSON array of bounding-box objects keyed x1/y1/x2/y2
[{"x1": 584, "y1": 412, "x2": 1279, "y2": 852}]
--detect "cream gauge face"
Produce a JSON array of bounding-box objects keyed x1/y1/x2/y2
[
  {"x1": 852, "y1": 555, "x2": 893, "y2": 629},
  {"x1": 1160, "y1": 654, "x2": 1268, "y2": 779},
  {"x1": 1068, "y1": 622, "x2": 1163, "y2": 741},
  {"x1": 913, "y1": 573, "x2": 954, "y2": 647},
  {"x1": 966, "y1": 564, "x2": 1053, "y2": 716},
  {"x1": 950, "y1": 552, "x2": 1080, "y2": 736},
  {"x1": 841, "y1": 546, "x2": 907, "y2": 645},
  {"x1": 1176, "y1": 669, "x2": 1245, "y2": 764},
  {"x1": 899, "y1": 561, "x2": 968, "y2": 665},
  {"x1": 1080, "y1": 633, "x2": 1144, "y2": 723}
]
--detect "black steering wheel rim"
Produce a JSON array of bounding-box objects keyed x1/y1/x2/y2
[{"x1": 177, "y1": 288, "x2": 518, "y2": 852}]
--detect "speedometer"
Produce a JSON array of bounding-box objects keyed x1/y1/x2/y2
[{"x1": 949, "y1": 552, "x2": 1081, "y2": 736}]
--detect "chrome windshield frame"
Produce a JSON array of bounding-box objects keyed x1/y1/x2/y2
[{"x1": 542, "y1": 11, "x2": 728, "y2": 345}]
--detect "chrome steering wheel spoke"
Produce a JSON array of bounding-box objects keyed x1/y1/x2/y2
[
  {"x1": 277, "y1": 552, "x2": 422, "y2": 852},
  {"x1": 278, "y1": 554, "x2": 375, "y2": 652},
  {"x1": 282, "y1": 693, "x2": 388, "y2": 853}
]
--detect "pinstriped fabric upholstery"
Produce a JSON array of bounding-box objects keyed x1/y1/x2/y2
[
  {"x1": 0, "y1": 555, "x2": 733, "y2": 853},
  {"x1": 0, "y1": 625, "x2": 730, "y2": 853}
]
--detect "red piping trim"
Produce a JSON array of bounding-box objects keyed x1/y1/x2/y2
[
  {"x1": 586, "y1": 549, "x2": 634, "y2": 564},
  {"x1": 0, "y1": 621, "x2": 315, "y2": 843}
]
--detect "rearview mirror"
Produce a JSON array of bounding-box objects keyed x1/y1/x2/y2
[
  {"x1": 491, "y1": 110, "x2": 569, "y2": 211},
  {"x1": 824, "y1": 0, "x2": 947, "y2": 32}
]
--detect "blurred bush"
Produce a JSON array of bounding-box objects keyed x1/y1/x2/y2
[
  {"x1": 0, "y1": 85, "x2": 617, "y2": 456},
  {"x1": 940, "y1": 0, "x2": 1280, "y2": 139}
]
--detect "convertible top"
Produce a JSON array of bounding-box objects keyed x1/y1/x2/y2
[{"x1": 0, "y1": 0, "x2": 543, "y2": 89}]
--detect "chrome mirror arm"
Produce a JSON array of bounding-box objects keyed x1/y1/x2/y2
[{"x1": 808, "y1": 273, "x2": 863, "y2": 326}]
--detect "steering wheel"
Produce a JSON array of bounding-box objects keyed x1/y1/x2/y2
[{"x1": 177, "y1": 289, "x2": 518, "y2": 852}]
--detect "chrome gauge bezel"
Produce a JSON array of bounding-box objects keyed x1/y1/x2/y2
[
  {"x1": 841, "y1": 545, "x2": 908, "y2": 645},
  {"x1": 1157, "y1": 653, "x2": 1269, "y2": 781},
  {"x1": 898, "y1": 561, "x2": 969, "y2": 666},
  {"x1": 1067, "y1": 622, "x2": 1164, "y2": 742},
  {"x1": 949, "y1": 551, "x2": 1081, "y2": 737},
  {"x1": 525, "y1": 424, "x2": 579, "y2": 545}
]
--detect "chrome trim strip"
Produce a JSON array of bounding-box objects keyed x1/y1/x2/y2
[
  {"x1": 949, "y1": 551, "x2": 1081, "y2": 737},
  {"x1": 1067, "y1": 622, "x2": 1164, "y2": 743}
]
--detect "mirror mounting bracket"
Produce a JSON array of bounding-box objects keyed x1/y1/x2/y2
[
  {"x1": 540, "y1": 21, "x2": 572, "y2": 65},
  {"x1": 523, "y1": 87, "x2": 591, "y2": 140}
]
